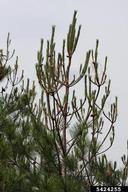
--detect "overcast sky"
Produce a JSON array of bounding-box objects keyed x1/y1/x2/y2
[{"x1": 0, "y1": 0, "x2": 128, "y2": 166}]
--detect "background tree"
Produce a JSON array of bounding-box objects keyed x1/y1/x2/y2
[{"x1": 0, "y1": 11, "x2": 128, "y2": 192}]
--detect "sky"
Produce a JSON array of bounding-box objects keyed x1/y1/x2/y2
[{"x1": 0, "y1": 0, "x2": 128, "y2": 166}]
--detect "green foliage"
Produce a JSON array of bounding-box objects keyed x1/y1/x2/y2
[{"x1": 0, "y1": 11, "x2": 127, "y2": 192}]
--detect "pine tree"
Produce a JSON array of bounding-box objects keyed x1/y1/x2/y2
[{"x1": 0, "y1": 11, "x2": 128, "y2": 192}]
